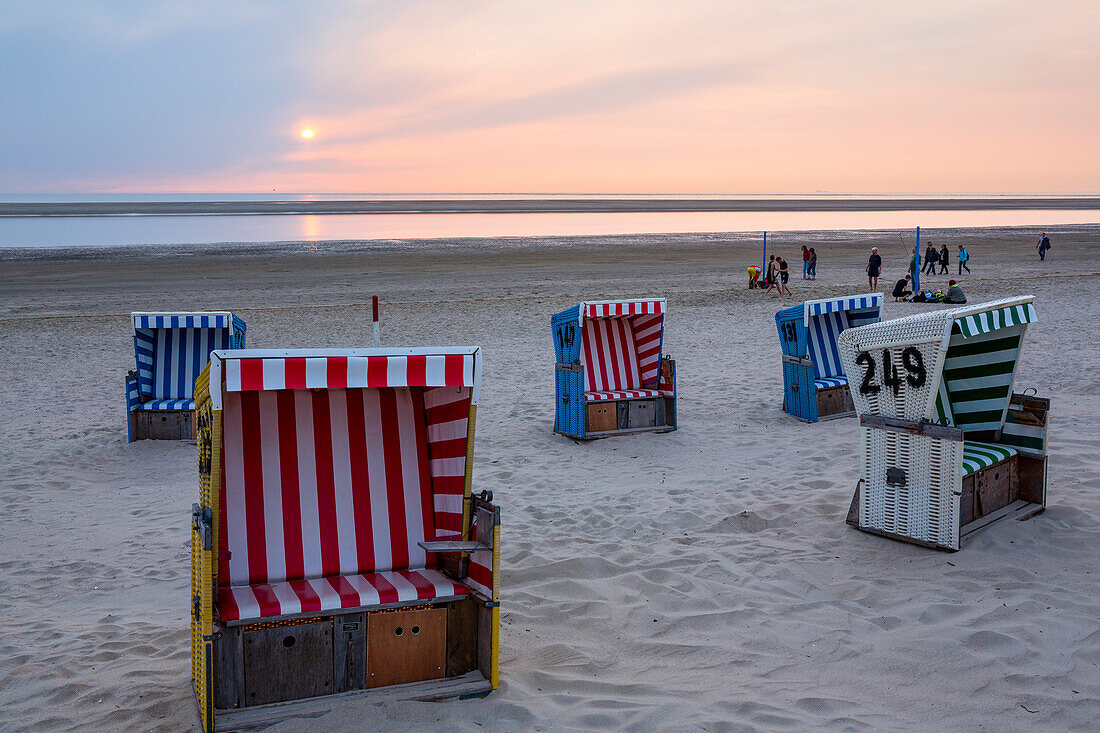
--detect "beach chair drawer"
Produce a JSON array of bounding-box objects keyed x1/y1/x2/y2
[
  {"x1": 132, "y1": 409, "x2": 196, "y2": 440},
  {"x1": 587, "y1": 403, "x2": 617, "y2": 432},
  {"x1": 960, "y1": 455, "x2": 1020, "y2": 525},
  {"x1": 816, "y1": 384, "x2": 854, "y2": 420},
  {"x1": 241, "y1": 619, "x2": 335, "y2": 706},
  {"x1": 366, "y1": 607, "x2": 447, "y2": 688},
  {"x1": 625, "y1": 399, "x2": 656, "y2": 428}
]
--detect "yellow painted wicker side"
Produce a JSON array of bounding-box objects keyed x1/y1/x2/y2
[{"x1": 191, "y1": 365, "x2": 218, "y2": 731}]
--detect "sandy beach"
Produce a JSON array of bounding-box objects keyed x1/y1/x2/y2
[{"x1": 1, "y1": 225, "x2": 1098, "y2": 731}]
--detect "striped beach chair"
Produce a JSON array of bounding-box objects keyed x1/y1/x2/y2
[
  {"x1": 838, "y1": 296, "x2": 1048, "y2": 550},
  {"x1": 552, "y1": 298, "x2": 676, "y2": 439},
  {"x1": 126, "y1": 311, "x2": 245, "y2": 441},
  {"x1": 189, "y1": 347, "x2": 499, "y2": 731},
  {"x1": 775, "y1": 294, "x2": 882, "y2": 422}
]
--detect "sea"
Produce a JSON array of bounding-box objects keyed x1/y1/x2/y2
[{"x1": 1, "y1": 193, "x2": 1098, "y2": 249}]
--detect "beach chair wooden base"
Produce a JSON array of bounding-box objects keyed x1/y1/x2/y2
[
  {"x1": 208, "y1": 596, "x2": 494, "y2": 728},
  {"x1": 815, "y1": 385, "x2": 855, "y2": 421},
  {"x1": 846, "y1": 451, "x2": 1047, "y2": 551},
  {"x1": 130, "y1": 409, "x2": 196, "y2": 441},
  {"x1": 205, "y1": 670, "x2": 492, "y2": 731},
  {"x1": 564, "y1": 396, "x2": 676, "y2": 439}
]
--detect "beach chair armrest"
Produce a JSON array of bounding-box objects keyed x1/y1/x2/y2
[
  {"x1": 860, "y1": 414, "x2": 963, "y2": 442},
  {"x1": 125, "y1": 371, "x2": 143, "y2": 412},
  {"x1": 781, "y1": 354, "x2": 814, "y2": 367},
  {"x1": 418, "y1": 540, "x2": 491, "y2": 554}
]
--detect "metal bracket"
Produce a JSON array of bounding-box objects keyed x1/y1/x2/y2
[{"x1": 192, "y1": 503, "x2": 213, "y2": 550}]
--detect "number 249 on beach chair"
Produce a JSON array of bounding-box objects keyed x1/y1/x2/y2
[
  {"x1": 838, "y1": 296, "x2": 1048, "y2": 551},
  {"x1": 126, "y1": 311, "x2": 245, "y2": 441},
  {"x1": 775, "y1": 294, "x2": 882, "y2": 422},
  {"x1": 552, "y1": 298, "x2": 676, "y2": 439},
  {"x1": 190, "y1": 347, "x2": 500, "y2": 731}
]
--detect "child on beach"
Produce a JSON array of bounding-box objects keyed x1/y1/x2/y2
[
  {"x1": 801, "y1": 245, "x2": 810, "y2": 279},
  {"x1": 748, "y1": 265, "x2": 761, "y2": 289},
  {"x1": 807, "y1": 247, "x2": 817, "y2": 280}
]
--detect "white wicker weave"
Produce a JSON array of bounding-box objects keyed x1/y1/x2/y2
[{"x1": 838, "y1": 296, "x2": 1036, "y2": 549}]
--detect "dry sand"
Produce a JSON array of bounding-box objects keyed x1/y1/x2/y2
[{"x1": 1, "y1": 226, "x2": 1098, "y2": 731}]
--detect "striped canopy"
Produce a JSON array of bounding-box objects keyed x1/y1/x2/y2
[
  {"x1": 133, "y1": 312, "x2": 236, "y2": 330},
  {"x1": 932, "y1": 299, "x2": 1036, "y2": 432},
  {"x1": 208, "y1": 348, "x2": 481, "y2": 406},
  {"x1": 131, "y1": 310, "x2": 245, "y2": 402},
  {"x1": 572, "y1": 299, "x2": 666, "y2": 390},
  {"x1": 583, "y1": 299, "x2": 666, "y2": 319},
  {"x1": 803, "y1": 294, "x2": 882, "y2": 326},
  {"x1": 802, "y1": 294, "x2": 882, "y2": 380}
]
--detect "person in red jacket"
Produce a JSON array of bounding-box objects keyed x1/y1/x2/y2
[{"x1": 801, "y1": 245, "x2": 811, "y2": 279}]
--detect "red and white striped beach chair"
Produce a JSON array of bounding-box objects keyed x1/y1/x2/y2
[
  {"x1": 552, "y1": 298, "x2": 676, "y2": 438},
  {"x1": 189, "y1": 347, "x2": 499, "y2": 731}
]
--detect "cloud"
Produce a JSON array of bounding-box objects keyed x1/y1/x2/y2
[{"x1": 0, "y1": 0, "x2": 1097, "y2": 192}]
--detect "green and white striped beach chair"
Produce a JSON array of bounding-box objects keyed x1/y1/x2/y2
[{"x1": 837, "y1": 296, "x2": 1048, "y2": 551}]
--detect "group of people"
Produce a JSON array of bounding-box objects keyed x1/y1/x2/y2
[
  {"x1": 746, "y1": 245, "x2": 819, "y2": 297},
  {"x1": 890, "y1": 273, "x2": 966, "y2": 304},
  {"x1": 919, "y1": 242, "x2": 969, "y2": 276},
  {"x1": 867, "y1": 243, "x2": 969, "y2": 304},
  {"x1": 750, "y1": 231, "x2": 1048, "y2": 305}
]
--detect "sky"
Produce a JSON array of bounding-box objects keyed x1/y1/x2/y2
[{"x1": 1, "y1": 0, "x2": 1098, "y2": 194}]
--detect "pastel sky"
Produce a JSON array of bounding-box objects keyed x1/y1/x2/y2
[{"x1": 2, "y1": 1, "x2": 1098, "y2": 193}]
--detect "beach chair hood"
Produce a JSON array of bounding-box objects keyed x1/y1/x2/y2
[{"x1": 837, "y1": 296, "x2": 1036, "y2": 431}]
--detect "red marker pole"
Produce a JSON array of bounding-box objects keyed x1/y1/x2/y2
[{"x1": 372, "y1": 296, "x2": 380, "y2": 347}]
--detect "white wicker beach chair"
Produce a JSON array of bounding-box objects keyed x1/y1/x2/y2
[{"x1": 837, "y1": 296, "x2": 1048, "y2": 550}]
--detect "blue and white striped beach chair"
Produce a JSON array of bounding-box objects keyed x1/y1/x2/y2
[
  {"x1": 838, "y1": 296, "x2": 1048, "y2": 550},
  {"x1": 126, "y1": 311, "x2": 246, "y2": 441},
  {"x1": 775, "y1": 294, "x2": 882, "y2": 422}
]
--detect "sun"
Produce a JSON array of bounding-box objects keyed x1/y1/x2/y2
[{"x1": 299, "y1": 128, "x2": 315, "y2": 139}]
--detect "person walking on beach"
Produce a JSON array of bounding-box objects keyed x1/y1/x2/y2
[
  {"x1": 866, "y1": 247, "x2": 882, "y2": 290},
  {"x1": 957, "y1": 244, "x2": 971, "y2": 275},
  {"x1": 938, "y1": 244, "x2": 950, "y2": 274},
  {"x1": 801, "y1": 245, "x2": 810, "y2": 279},
  {"x1": 923, "y1": 243, "x2": 939, "y2": 275},
  {"x1": 1037, "y1": 232, "x2": 1051, "y2": 261},
  {"x1": 807, "y1": 247, "x2": 817, "y2": 280},
  {"x1": 776, "y1": 257, "x2": 792, "y2": 297},
  {"x1": 909, "y1": 247, "x2": 918, "y2": 279}
]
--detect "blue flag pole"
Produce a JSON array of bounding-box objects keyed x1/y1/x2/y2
[
  {"x1": 914, "y1": 226, "x2": 921, "y2": 293},
  {"x1": 762, "y1": 231, "x2": 767, "y2": 278}
]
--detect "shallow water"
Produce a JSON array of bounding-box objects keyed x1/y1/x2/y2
[{"x1": 2, "y1": 208, "x2": 1098, "y2": 248}]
